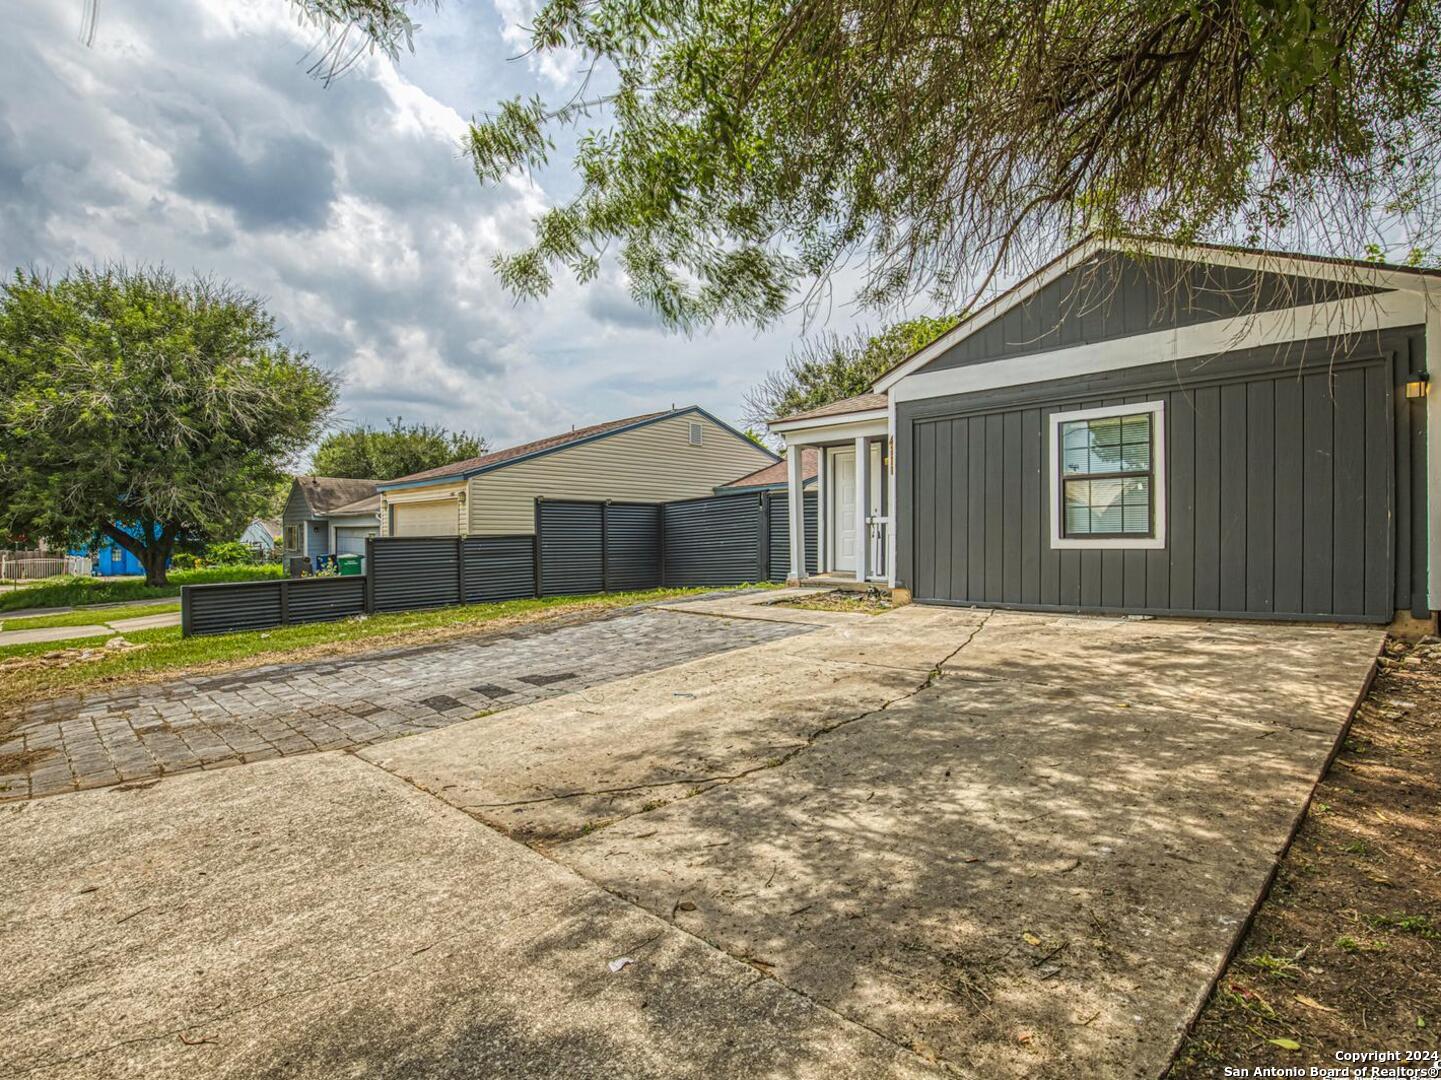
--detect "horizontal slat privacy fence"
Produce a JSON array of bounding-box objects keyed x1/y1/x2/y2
[
  {"x1": 535, "y1": 492, "x2": 816, "y2": 593},
  {"x1": 183, "y1": 492, "x2": 817, "y2": 636},
  {"x1": 661, "y1": 493, "x2": 765, "y2": 587},
  {"x1": 183, "y1": 535, "x2": 537, "y2": 637},
  {"x1": 183, "y1": 575, "x2": 368, "y2": 636},
  {"x1": 533, "y1": 500, "x2": 665, "y2": 596}
]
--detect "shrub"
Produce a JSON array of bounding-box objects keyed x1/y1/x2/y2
[
  {"x1": 204, "y1": 541, "x2": 254, "y2": 565},
  {"x1": 0, "y1": 564, "x2": 283, "y2": 612}
]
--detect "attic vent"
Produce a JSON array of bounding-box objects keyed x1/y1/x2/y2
[{"x1": 688, "y1": 421, "x2": 704, "y2": 446}]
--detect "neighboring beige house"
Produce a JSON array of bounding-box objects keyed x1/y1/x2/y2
[{"x1": 376, "y1": 406, "x2": 777, "y2": 537}]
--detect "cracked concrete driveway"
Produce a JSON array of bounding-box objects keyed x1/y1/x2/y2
[{"x1": 0, "y1": 592, "x2": 1382, "y2": 1078}]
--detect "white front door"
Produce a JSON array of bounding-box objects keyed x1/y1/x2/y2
[{"x1": 832, "y1": 450, "x2": 857, "y2": 572}]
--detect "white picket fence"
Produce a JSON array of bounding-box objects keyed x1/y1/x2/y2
[{"x1": 0, "y1": 553, "x2": 92, "y2": 581}]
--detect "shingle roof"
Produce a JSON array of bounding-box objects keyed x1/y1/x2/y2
[
  {"x1": 718, "y1": 448, "x2": 819, "y2": 490},
  {"x1": 772, "y1": 393, "x2": 888, "y2": 425},
  {"x1": 298, "y1": 476, "x2": 382, "y2": 514},
  {"x1": 323, "y1": 493, "x2": 382, "y2": 517},
  {"x1": 1170, "y1": 237, "x2": 1441, "y2": 279},
  {"x1": 380, "y1": 409, "x2": 677, "y2": 486}
]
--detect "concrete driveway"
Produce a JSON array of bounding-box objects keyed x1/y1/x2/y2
[{"x1": 0, "y1": 593, "x2": 1381, "y2": 1078}]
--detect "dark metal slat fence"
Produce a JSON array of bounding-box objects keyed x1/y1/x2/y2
[{"x1": 183, "y1": 490, "x2": 817, "y2": 636}]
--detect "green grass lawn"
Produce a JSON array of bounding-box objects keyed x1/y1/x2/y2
[
  {"x1": 0, "y1": 601, "x2": 182, "y2": 631},
  {"x1": 0, "y1": 566, "x2": 282, "y2": 613},
  {"x1": 0, "y1": 585, "x2": 774, "y2": 711}
]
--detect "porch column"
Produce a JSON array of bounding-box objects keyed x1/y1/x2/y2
[
  {"x1": 854, "y1": 435, "x2": 870, "y2": 582},
  {"x1": 815, "y1": 449, "x2": 827, "y2": 573},
  {"x1": 787, "y1": 445, "x2": 805, "y2": 584}
]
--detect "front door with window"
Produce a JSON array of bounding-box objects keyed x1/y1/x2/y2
[
  {"x1": 829, "y1": 444, "x2": 885, "y2": 577},
  {"x1": 831, "y1": 450, "x2": 858, "y2": 572}
]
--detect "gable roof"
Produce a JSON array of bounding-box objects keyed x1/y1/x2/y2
[
  {"x1": 378, "y1": 406, "x2": 777, "y2": 490},
  {"x1": 241, "y1": 518, "x2": 281, "y2": 539},
  {"x1": 872, "y1": 235, "x2": 1441, "y2": 392},
  {"x1": 771, "y1": 393, "x2": 888, "y2": 425},
  {"x1": 716, "y1": 448, "x2": 819, "y2": 492},
  {"x1": 296, "y1": 476, "x2": 381, "y2": 515},
  {"x1": 323, "y1": 493, "x2": 382, "y2": 517}
]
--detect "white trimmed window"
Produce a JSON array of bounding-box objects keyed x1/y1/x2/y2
[{"x1": 1048, "y1": 401, "x2": 1166, "y2": 550}]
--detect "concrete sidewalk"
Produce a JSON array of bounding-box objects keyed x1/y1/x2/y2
[
  {"x1": 0, "y1": 624, "x2": 115, "y2": 647},
  {"x1": 0, "y1": 608, "x2": 179, "y2": 648},
  {"x1": 0, "y1": 593, "x2": 175, "y2": 620}
]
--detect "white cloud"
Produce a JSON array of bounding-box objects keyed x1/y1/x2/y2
[
  {"x1": 0, "y1": 0, "x2": 873, "y2": 454},
  {"x1": 490, "y1": 0, "x2": 584, "y2": 88}
]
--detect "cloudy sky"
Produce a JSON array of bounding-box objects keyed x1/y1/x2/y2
[{"x1": 1, "y1": 0, "x2": 888, "y2": 452}]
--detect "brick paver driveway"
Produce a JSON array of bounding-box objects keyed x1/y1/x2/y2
[{"x1": 0, "y1": 607, "x2": 808, "y2": 801}]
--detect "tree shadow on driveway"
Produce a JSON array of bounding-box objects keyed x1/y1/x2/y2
[{"x1": 548, "y1": 612, "x2": 1381, "y2": 1078}]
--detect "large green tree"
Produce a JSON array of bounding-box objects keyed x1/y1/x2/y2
[
  {"x1": 0, "y1": 266, "x2": 337, "y2": 585},
  {"x1": 744, "y1": 315, "x2": 958, "y2": 428},
  {"x1": 311, "y1": 417, "x2": 486, "y2": 480},
  {"x1": 462, "y1": 0, "x2": 1441, "y2": 327}
]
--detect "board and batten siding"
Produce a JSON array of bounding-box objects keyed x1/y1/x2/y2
[
  {"x1": 466, "y1": 413, "x2": 774, "y2": 535},
  {"x1": 919, "y1": 252, "x2": 1385, "y2": 375},
  {"x1": 897, "y1": 328, "x2": 1428, "y2": 622}
]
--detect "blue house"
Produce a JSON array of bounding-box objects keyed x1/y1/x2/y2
[
  {"x1": 92, "y1": 539, "x2": 145, "y2": 577},
  {"x1": 73, "y1": 523, "x2": 168, "y2": 577}
]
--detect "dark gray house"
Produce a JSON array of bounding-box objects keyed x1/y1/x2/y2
[
  {"x1": 281, "y1": 477, "x2": 382, "y2": 562},
  {"x1": 770, "y1": 239, "x2": 1439, "y2": 626}
]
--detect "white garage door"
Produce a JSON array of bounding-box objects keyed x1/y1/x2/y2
[
  {"x1": 333, "y1": 526, "x2": 376, "y2": 556},
  {"x1": 391, "y1": 499, "x2": 459, "y2": 537}
]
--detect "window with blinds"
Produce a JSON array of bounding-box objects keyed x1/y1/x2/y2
[
  {"x1": 1048, "y1": 401, "x2": 1166, "y2": 550},
  {"x1": 1059, "y1": 412, "x2": 1154, "y2": 537}
]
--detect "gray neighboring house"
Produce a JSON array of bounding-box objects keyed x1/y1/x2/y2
[
  {"x1": 238, "y1": 518, "x2": 281, "y2": 556},
  {"x1": 281, "y1": 477, "x2": 382, "y2": 561},
  {"x1": 771, "y1": 237, "x2": 1441, "y2": 626}
]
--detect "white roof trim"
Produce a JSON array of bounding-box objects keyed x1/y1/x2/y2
[
  {"x1": 891, "y1": 290, "x2": 1426, "y2": 405},
  {"x1": 873, "y1": 237, "x2": 1440, "y2": 393},
  {"x1": 769, "y1": 408, "x2": 889, "y2": 433},
  {"x1": 1137, "y1": 241, "x2": 1435, "y2": 294},
  {"x1": 873, "y1": 239, "x2": 1104, "y2": 392},
  {"x1": 781, "y1": 416, "x2": 890, "y2": 447}
]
